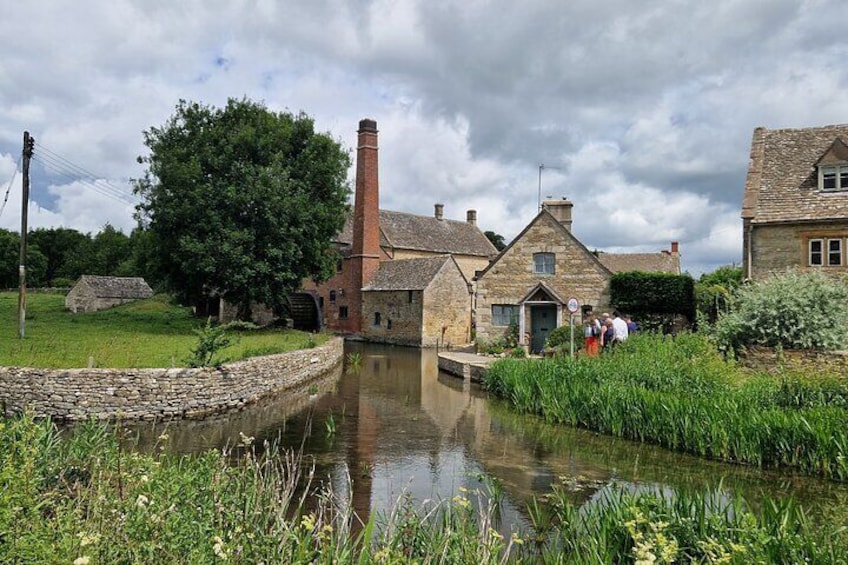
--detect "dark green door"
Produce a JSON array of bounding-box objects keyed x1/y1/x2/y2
[{"x1": 531, "y1": 305, "x2": 557, "y2": 353}]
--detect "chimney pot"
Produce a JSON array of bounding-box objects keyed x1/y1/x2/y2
[
  {"x1": 435, "y1": 203, "x2": 444, "y2": 220},
  {"x1": 466, "y1": 209, "x2": 477, "y2": 226},
  {"x1": 671, "y1": 241, "x2": 679, "y2": 254},
  {"x1": 541, "y1": 198, "x2": 573, "y2": 231}
]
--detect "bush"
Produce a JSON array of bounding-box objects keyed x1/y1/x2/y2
[{"x1": 713, "y1": 270, "x2": 848, "y2": 355}]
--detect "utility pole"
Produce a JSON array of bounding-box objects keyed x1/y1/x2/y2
[
  {"x1": 537, "y1": 164, "x2": 562, "y2": 210},
  {"x1": 19, "y1": 131, "x2": 34, "y2": 339}
]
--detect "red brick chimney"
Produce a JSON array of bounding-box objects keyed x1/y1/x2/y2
[
  {"x1": 671, "y1": 241, "x2": 679, "y2": 254},
  {"x1": 347, "y1": 118, "x2": 382, "y2": 333}
]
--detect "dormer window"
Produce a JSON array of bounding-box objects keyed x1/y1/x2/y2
[{"x1": 816, "y1": 138, "x2": 848, "y2": 192}]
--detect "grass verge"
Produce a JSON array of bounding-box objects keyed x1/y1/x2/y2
[
  {"x1": 485, "y1": 332, "x2": 848, "y2": 480},
  {"x1": 0, "y1": 292, "x2": 327, "y2": 368}
]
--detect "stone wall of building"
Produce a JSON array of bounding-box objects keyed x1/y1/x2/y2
[
  {"x1": 750, "y1": 222, "x2": 848, "y2": 280},
  {"x1": 361, "y1": 289, "x2": 424, "y2": 346},
  {"x1": 0, "y1": 337, "x2": 344, "y2": 422},
  {"x1": 391, "y1": 249, "x2": 490, "y2": 284},
  {"x1": 475, "y1": 214, "x2": 610, "y2": 343},
  {"x1": 422, "y1": 266, "x2": 471, "y2": 347},
  {"x1": 738, "y1": 345, "x2": 848, "y2": 374}
]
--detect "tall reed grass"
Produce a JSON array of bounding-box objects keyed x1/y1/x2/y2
[
  {"x1": 1, "y1": 414, "x2": 844, "y2": 563},
  {"x1": 485, "y1": 332, "x2": 848, "y2": 480}
]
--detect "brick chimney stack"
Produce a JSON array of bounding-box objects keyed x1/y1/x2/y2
[
  {"x1": 466, "y1": 209, "x2": 477, "y2": 226},
  {"x1": 542, "y1": 198, "x2": 573, "y2": 231},
  {"x1": 671, "y1": 241, "x2": 679, "y2": 254},
  {"x1": 347, "y1": 118, "x2": 382, "y2": 333},
  {"x1": 434, "y1": 203, "x2": 444, "y2": 220}
]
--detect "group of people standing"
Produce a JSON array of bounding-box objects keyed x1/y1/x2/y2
[{"x1": 583, "y1": 310, "x2": 636, "y2": 356}]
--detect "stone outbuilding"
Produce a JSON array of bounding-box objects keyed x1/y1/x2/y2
[
  {"x1": 361, "y1": 255, "x2": 471, "y2": 347},
  {"x1": 742, "y1": 124, "x2": 848, "y2": 280},
  {"x1": 65, "y1": 275, "x2": 154, "y2": 313}
]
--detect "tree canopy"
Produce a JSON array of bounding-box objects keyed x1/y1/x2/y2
[
  {"x1": 133, "y1": 99, "x2": 350, "y2": 318},
  {"x1": 484, "y1": 230, "x2": 507, "y2": 251}
]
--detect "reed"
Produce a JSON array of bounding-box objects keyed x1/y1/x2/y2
[
  {"x1": 2, "y1": 414, "x2": 844, "y2": 563},
  {"x1": 485, "y1": 333, "x2": 848, "y2": 480}
]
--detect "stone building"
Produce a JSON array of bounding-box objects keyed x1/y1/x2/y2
[
  {"x1": 742, "y1": 124, "x2": 848, "y2": 280},
  {"x1": 301, "y1": 119, "x2": 497, "y2": 341},
  {"x1": 361, "y1": 255, "x2": 471, "y2": 347},
  {"x1": 65, "y1": 275, "x2": 154, "y2": 313},
  {"x1": 475, "y1": 199, "x2": 681, "y2": 352}
]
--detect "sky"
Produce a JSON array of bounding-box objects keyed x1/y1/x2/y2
[{"x1": 1, "y1": 1, "x2": 846, "y2": 276}]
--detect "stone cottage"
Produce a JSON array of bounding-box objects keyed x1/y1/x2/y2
[
  {"x1": 741, "y1": 124, "x2": 848, "y2": 280},
  {"x1": 300, "y1": 118, "x2": 497, "y2": 342},
  {"x1": 475, "y1": 199, "x2": 680, "y2": 352},
  {"x1": 65, "y1": 275, "x2": 154, "y2": 313},
  {"x1": 361, "y1": 255, "x2": 471, "y2": 347}
]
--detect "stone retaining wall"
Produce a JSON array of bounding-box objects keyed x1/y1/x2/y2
[
  {"x1": 0, "y1": 337, "x2": 344, "y2": 422},
  {"x1": 738, "y1": 345, "x2": 848, "y2": 374}
]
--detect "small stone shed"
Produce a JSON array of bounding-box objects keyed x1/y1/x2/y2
[{"x1": 65, "y1": 275, "x2": 154, "y2": 313}]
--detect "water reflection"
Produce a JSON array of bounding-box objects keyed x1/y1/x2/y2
[{"x1": 125, "y1": 341, "x2": 848, "y2": 530}]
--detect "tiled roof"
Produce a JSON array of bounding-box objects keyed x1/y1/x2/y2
[
  {"x1": 597, "y1": 252, "x2": 681, "y2": 274},
  {"x1": 335, "y1": 210, "x2": 497, "y2": 257},
  {"x1": 742, "y1": 124, "x2": 848, "y2": 224},
  {"x1": 76, "y1": 275, "x2": 154, "y2": 298},
  {"x1": 363, "y1": 256, "x2": 459, "y2": 291}
]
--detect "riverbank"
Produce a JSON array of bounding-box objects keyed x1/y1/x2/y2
[
  {"x1": 485, "y1": 332, "x2": 848, "y2": 480},
  {"x1": 0, "y1": 337, "x2": 344, "y2": 421}
]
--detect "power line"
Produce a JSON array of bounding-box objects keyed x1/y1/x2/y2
[{"x1": 0, "y1": 154, "x2": 22, "y2": 219}]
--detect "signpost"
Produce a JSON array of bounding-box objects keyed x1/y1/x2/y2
[{"x1": 566, "y1": 297, "x2": 579, "y2": 358}]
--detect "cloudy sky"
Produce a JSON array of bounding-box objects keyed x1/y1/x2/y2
[{"x1": 2, "y1": 0, "x2": 846, "y2": 275}]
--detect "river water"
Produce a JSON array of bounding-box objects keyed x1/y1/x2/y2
[{"x1": 126, "y1": 341, "x2": 848, "y2": 530}]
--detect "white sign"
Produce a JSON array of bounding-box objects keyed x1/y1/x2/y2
[{"x1": 566, "y1": 297, "x2": 580, "y2": 314}]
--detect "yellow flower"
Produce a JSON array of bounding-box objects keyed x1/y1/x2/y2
[
  {"x1": 300, "y1": 513, "x2": 316, "y2": 531},
  {"x1": 73, "y1": 557, "x2": 91, "y2": 565}
]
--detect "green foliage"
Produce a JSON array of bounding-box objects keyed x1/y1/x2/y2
[
  {"x1": 712, "y1": 270, "x2": 848, "y2": 354},
  {"x1": 485, "y1": 332, "x2": 848, "y2": 479},
  {"x1": 0, "y1": 292, "x2": 325, "y2": 368},
  {"x1": 483, "y1": 230, "x2": 506, "y2": 251},
  {"x1": 133, "y1": 98, "x2": 351, "y2": 319},
  {"x1": 610, "y1": 271, "x2": 696, "y2": 322},
  {"x1": 184, "y1": 318, "x2": 257, "y2": 367},
  {"x1": 695, "y1": 264, "x2": 743, "y2": 325},
  {"x1": 1, "y1": 414, "x2": 845, "y2": 563}
]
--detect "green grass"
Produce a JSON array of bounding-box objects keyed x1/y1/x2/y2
[
  {"x1": 1, "y1": 414, "x2": 845, "y2": 564},
  {"x1": 485, "y1": 332, "x2": 848, "y2": 480},
  {"x1": 0, "y1": 292, "x2": 327, "y2": 368}
]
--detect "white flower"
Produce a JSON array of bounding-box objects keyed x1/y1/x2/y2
[
  {"x1": 73, "y1": 557, "x2": 91, "y2": 565},
  {"x1": 135, "y1": 494, "x2": 150, "y2": 508}
]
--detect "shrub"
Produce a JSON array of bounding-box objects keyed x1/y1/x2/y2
[{"x1": 713, "y1": 270, "x2": 848, "y2": 354}]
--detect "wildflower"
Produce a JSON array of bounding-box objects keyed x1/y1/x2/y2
[
  {"x1": 135, "y1": 494, "x2": 150, "y2": 509},
  {"x1": 212, "y1": 536, "x2": 228, "y2": 560},
  {"x1": 239, "y1": 432, "x2": 255, "y2": 446},
  {"x1": 510, "y1": 532, "x2": 524, "y2": 546},
  {"x1": 157, "y1": 433, "x2": 169, "y2": 441},
  {"x1": 300, "y1": 513, "x2": 316, "y2": 531},
  {"x1": 73, "y1": 557, "x2": 91, "y2": 565},
  {"x1": 488, "y1": 527, "x2": 503, "y2": 541},
  {"x1": 140, "y1": 474, "x2": 149, "y2": 484},
  {"x1": 76, "y1": 532, "x2": 100, "y2": 547}
]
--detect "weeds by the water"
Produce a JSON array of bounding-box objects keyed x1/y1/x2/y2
[
  {"x1": 1, "y1": 414, "x2": 845, "y2": 563},
  {"x1": 485, "y1": 332, "x2": 848, "y2": 480}
]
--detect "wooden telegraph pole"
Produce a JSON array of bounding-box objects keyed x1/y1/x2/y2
[{"x1": 18, "y1": 131, "x2": 34, "y2": 339}]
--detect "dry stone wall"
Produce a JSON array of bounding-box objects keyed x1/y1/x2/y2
[{"x1": 0, "y1": 337, "x2": 343, "y2": 422}]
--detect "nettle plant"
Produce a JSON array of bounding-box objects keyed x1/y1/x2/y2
[{"x1": 713, "y1": 270, "x2": 848, "y2": 354}]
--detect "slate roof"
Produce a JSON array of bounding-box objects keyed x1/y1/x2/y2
[
  {"x1": 742, "y1": 124, "x2": 848, "y2": 224},
  {"x1": 596, "y1": 252, "x2": 681, "y2": 274},
  {"x1": 335, "y1": 210, "x2": 497, "y2": 257},
  {"x1": 363, "y1": 256, "x2": 462, "y2": 291},
  {"x1": 75, "y1": 275, "x2": 154, "y2": 298}
]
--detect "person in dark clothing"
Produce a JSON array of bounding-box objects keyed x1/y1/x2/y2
[
  {"x1": 601, "y1": 319, "x2": 615, "y2": 352},
  {"x1": 625, "y1": 315, "x2": 638, "y2": 334}
]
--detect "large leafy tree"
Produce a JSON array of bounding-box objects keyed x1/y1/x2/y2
[
  {"x1": 134, "y1": 99, "x2": 350, "y2": 318},
  {"x1": 29, "y1": 227, "x2": 91, "y2": 285}
]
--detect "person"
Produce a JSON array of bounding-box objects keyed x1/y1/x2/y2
[
  {"x1": 625, "y1": 315, "x2": 638, "y2": 334},
  {"x1": 601, "y1": 318, "x2": 615, "y2": 352},
  {"x1": 612, "y1": 310, "x2": 629, "y2": 344},
  {"x1": 583, "y1": 315, "x2": 600, "y2": 356}
]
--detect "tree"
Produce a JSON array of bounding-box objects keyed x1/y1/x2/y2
[
  {"x1": 28, "y1": 227, "x2": 91, "y2": 285},
  {"x1": 484, "y1": 230, "x2": 506, "y2": 251},
  {"x1": 134, "y1": 99, "x2": 350, "y2": 318},
  {"x1": 695, "y1": 265, "x2": 743, "y2": 325},
  {"x1": 90, "y1": 223, "x2": 131, "y2": 275},
  {"x1": 0, "y1": 229, "x2": 47, "y2": 288}
]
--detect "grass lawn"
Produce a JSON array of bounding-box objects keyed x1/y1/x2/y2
[{"x1": 0, "y1": 291, "x2": 326, "y2": 369}]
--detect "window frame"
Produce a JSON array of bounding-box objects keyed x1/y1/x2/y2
[
  {"x1": 533, "y1": 252, "x2": 555, "y2": 275},
  {"x1": 829, "y1": 238, "x2": 843, "y2": 266},
  {"x1": 819, "y1": 164, "x2": 848, "y2": 192},
  {"x1": 338, "y1": 306, "x2": 348, "y2": 319},
  {"x1": 492, "y1": 304, "x2": 519, "y2": 327}
]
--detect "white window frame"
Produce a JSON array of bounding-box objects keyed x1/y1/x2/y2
[
  {"x1": 829, "y1": 238, "x2": 843, "y2": 266},
  {"x1": 809, "y1": 239, "x2": 824, "y2": 266},
  {"x1": 533, "y1": 252, "x2": 555, "y2": 274},
  {"x1": 819, "y1": 164, "x2": 848, "y2": 192},
  {"x1": 492, "y1": 304, "x2": 519, "y2": 326}
]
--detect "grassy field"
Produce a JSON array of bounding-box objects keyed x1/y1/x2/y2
[{"x1": 0, "y1": 291, "x2": 326, "y2": 368}]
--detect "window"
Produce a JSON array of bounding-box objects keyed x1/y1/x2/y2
[
  {"x1": 533, "y1": 252, "x2": 555, "y2": 274},
  {"x1": 819, "y1": 165, "x2": 848, "y2": 191},
  {"x1": 338, "y1": 306, "x2": 348, "y2": 319},
  {"x1": 810, "y1": 239, "x2": 823, "y2": 266},
  {"x1": 492, "y1": 304, "x2": 519, "y2": 326},
  {"x1": 387, "y1": 319, "x2": 393, "y2": 330},
  {"x1": 319, "y1": 296, "x2": 324, "y2": 308},
  {"x1": 374, "y1": 312, "x2": 381, "y2": 326},
  {"x1": 336, "y1": 259, "x2": 343, "y2": 272},
  {"x1": 830, "y1": 239, "x2": 843, "y2": 266},
  {"x1": 329, "y1": 290, "x2": 336, "y2": 303},
  {"x1": 408, "y1": 290, "x2": 413, "y2": 303}
]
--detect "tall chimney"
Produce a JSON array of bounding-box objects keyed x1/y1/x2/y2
[
  {"x1": 542, "y1": 198, "x2": 573, "y2": 231},
  {"x1": 671, "y1": 241, "x2": 679, "y2": 254},
  {"x1": 466, "y1": 209, "x2": 477, "y2": 226},
  {"x1": 434, "y1": 203, "x2": 444, "y2": 220}
]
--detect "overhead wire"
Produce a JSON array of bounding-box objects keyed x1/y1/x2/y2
[{"x1": 0, "y1": 154, "x2": 22, "y2": 219}]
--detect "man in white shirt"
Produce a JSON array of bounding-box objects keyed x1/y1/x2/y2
[{"x1": 612, "y1": 310, "x2": 629, "y2": 343}]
